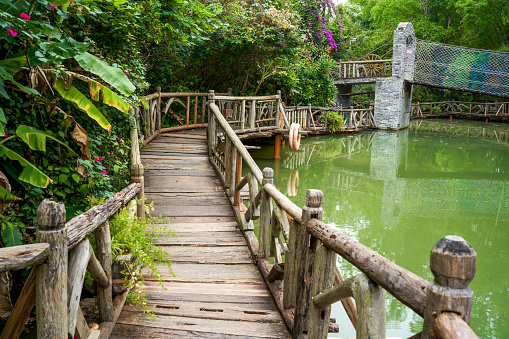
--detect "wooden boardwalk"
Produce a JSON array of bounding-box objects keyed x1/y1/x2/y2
[{"x1": 111, "y1": 128, "x2": 291, "y2": 338}]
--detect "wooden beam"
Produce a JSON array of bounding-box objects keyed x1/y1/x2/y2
[{"x1": 0, "y1": 244, "x2": 49, "y2": 273}]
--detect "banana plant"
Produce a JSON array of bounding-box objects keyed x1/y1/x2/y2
[{"x1": 0, "y1": 125, "x2": 78, "y2": 201}]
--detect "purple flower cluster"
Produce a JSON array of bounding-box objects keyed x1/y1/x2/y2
[{"x1": 300, "y1": 0, "x2": 343, "y2": 51}]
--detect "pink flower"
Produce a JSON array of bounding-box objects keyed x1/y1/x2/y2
[
  {"x1": 340, "y1": 42, "x2": 344, "y2": 44},
  {"x1": 50, "y1": 3, "x2": 56, "y2": 10},
  {"x1": 102, "y1": 170, "x2": 107, "y2": 175},
  {"x1": 2, "y1": 133, "x2": 9, "y2": 137},
  {"x1": 20, "y1": 12, "x2": 30, "y2": 21},
  {"x1": 7, "y1": 29, "x2": 17, "y2": 37},
  {"x1": 94, "y1": 158, "x2": 99, "y2": 161},
  {"x1": 124, "y1": 70, "x2": 129, "y2": 76},
  {"x1": 99, "y1": 157, "x2": 103, "y2": 161}
]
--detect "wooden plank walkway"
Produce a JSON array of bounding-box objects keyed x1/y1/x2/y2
[{"x1": 111, "y1": 128, "x2": 291, "y2": 338}]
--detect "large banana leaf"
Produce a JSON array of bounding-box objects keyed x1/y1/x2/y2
[
  {"x1": 54, "y1": 79, "x2": 112, "y2": 131},
  {"x1": 0, "y1": 145, "x2": 51, "y2": 188},
  {"x1": 102, "y1": 87, "x2": 129, "y2": 113},
  {"x1": 74, "y1": 53, "x2": 135, "y2": 96},
  {"x1": 16, "y1": 125, "x2": 78, "y2": 156},
  {"x1": 0, "y1": 56, "x2": 26, "y2": 75},
  {"x1": 0, "y1": 186, "x2": 17, "y2": 203}
]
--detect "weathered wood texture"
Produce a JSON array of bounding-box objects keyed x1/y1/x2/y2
[
  {"x1": 0, "y1": 243, "x2": 49, "y2": 273},
  {"x1": 112, "y1": 128, "x2": 290, "y2": 338},
  {"x1": 434, "y1": 312, "x2": 479, "y2": 339},
  {"x1": 66, "y1": 183, "x2": 141, "y2": 249},
  {"x1": 306, "y1": 218, "x2": 428, "y2": 317},
  {"x1": 36, "y1": 199, "x2": 68, "y2": 338}
]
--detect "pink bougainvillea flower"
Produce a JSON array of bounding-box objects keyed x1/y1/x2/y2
[
  {"x1": 20, "y1": 12, "x2": 31, "y2": 21},
  {"x1": 94, "y1": 158, "x2": 99, "y2": 161},
  {"x1": 7, "y1": 29, "x2": 17, "y2": 37},
  {"x1": 99, "y1": 157, "x2": 103, "y2": 161},
  {"x1": 2, "y1": 133, "x2": 9, "y2": 137},
  {"x1": 124, "y1": 70, "x2": 129, "y2": 76},
  {"x1": 50, "y1": 3, "x2": 57, "y2": 10},
  {"x1": 340, "y1": 42, "x2": 344, "y2": 45},
  {"x1": 102, "y1": 170, "x2": 107, "y2": 175}
]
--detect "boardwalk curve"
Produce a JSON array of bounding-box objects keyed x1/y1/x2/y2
[{"x1": 111, "y1": 128, "x2": 291, "y2": 338}]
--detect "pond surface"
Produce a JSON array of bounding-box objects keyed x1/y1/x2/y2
[{"x1": 249, "y1": 119, "x2": 509, "y2": 338}]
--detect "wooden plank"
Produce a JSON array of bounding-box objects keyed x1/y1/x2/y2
[
  {"x1": 144, "y1": 281, "x2": 270, "y2": 296},
  {"x1": 160, "y1": 222, "x2": 238, "y2": 232},
  {"x1": 145, "y1": 192, "x2": 226, "y2": 199},
  {"x1": 161, "y1": 246, "x2": 252, "y2": 264},
  {"x1": 144, "y1": 169, "x2": 217, "y2": 177},
  {"x1": 145, "y1": 197, "x2": 230, "y2": 206},
  {"x1": 145, "y1": 175, "x2": 220, "y2": 186},
  {"x1": 143, "y1": 263, "x2": 263, "y2": 283},
  {"x1": 111, "y1": 324, "x2": 277, "y2": 338},
  {"x1": 142, "y1": 290, "x2": 275, "y2": 304},
  {"x1": 150, "y1": 205, "x2": 234, "y2": 217},
  {"x1": 115, "y1": 312, "x2": 290, "y2": 338},
  {"x1": 141, "y1": 153, "x2": 208, "y2": 159},
  {"x1": 0, "y1": 243, "x2": 49, "y2": 273},
  {"x1": 145, "y1": 187, "x2": 224, "y2": 194},
  {"x1": 120, "y1": 301, "x2": 282, "y2": 323},
  {"x1": 153, "y1": 216, "x2": 235, "y2": 223},
  {"x1": 153, "y1": 232, "x2": 245, "y2": 246}
]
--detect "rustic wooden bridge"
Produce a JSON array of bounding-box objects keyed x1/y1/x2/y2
[{"x1": 0, "y1": 92, "x2": 481, "y2": 339}]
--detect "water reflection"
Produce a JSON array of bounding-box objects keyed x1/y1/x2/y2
[{"x1": 249, "y1": 119, "x2": 509, "y2": 338}]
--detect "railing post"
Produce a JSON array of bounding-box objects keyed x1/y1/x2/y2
[
  {"x1": 130, "y1": 119, "x2": 144, "y2": 218},
  {"x1": 36, "y1": 199, "x2": 67, "y2": 339},
  {"x1": 422, "y1": 236, "x2": 477, "y2": 338},
  {"x1": 233, "y1": 150, "x2": 242, "y2": 206},
  {"x1": 276, "y1": 90, "x2": 282, "y2": 128},
  {"x1": 259, "y1": 168, "x2": 273, "y2": 259},
  {"x1": 156, "y1": 86, "x2": 162, "y2": 131},
  {"x1": 95, "y1": 221, "x2": 113, "y2": 322},
  {"x1": 208, "y1": 90, "x2": 216, "y2": 155},
  {"x1": 293, "y1": 189, "x2": 323, "y2": 338}
]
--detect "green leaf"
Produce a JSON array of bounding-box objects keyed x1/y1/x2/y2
[
  {"x1": 0, "y1": 145, "x2": 52, "y2": 188},
  {"x1": 74, "y1": 52, "x2": 135, "y2": 96},
  {"x1": 103, "y1": 87, "x2": 129, "y2": 113},
  {"x1": 72, "y1": 173, "x2": 80, "y2": 183},
  {"x1": 16, "y1": 125, "x2": 77, "y2": 156},
  {"x1": 59, "y1": 173, "x2": 68, "y2": 184},
  {"x1": 1, "y1": 222, "x2": 22, "y2": 247},
  {"x1": 0, "y1": 185, "x2": 17, "y2": 202},
  {"x1": 0, "y1": 108, "x2": 6, "y2": 135},
  {"x1": 54, "y1": 79, "x2": 112, "y2": 131},
  {"x1": 0, "y1": 56, "x2": 26, "y2": 75}
]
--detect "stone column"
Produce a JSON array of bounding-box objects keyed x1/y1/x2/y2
[{"x1": 334, "y1": 84, "x2": 353, "y2": 108}]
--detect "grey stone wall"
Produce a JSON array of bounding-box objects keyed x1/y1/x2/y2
[
  {"x1": 374, "y1": 22, "x2": 416, "y2": 129},
  {"x1": 334, "y1": 84, "x2": 353, "y2": 108}
]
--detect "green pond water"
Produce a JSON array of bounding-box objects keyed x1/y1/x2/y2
[{"x1": 248, "y1": 119, "x2": 509, "y2": 338}]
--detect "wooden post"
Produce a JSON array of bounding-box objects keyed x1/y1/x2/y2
[
  {"x1": 224, "y1": 136, "x2": 233, "y2": 196},
  {"x1": 234, "y1": 150, "x2": 242, "y2": 206},
  {"x1": 95, "y1": 221, "x2": 113, "y2": 323},
  {"x1": 422, "y1": 236, "x2": 476, "y2": 338},
  {"x1": 293, "y1": 190, "x2": 323, "y2": 338},
  {"x1": 156, "y1": 87, "x2": 162, "y2": 131},
  {"x1": 308, "y1": 239, "x2": 337, "y2": 338},
  {"x1": 36, "y1": 200, "x2": 67, "y2": 339},
  {"x1": 283, "y1": 219, "x2": 298, "y2": 309},
  {"x1": 67, "y1": 239, "x2": 91, "y2": 338},
  {"x1": 250, "y1": 99, "x2": 256, "y2": 129},
  {"x1": 259, "y1": 168, "x2": 273, "y2": 259},
  {"x1": 194, "y1": 95, "x2": 198, "y2": 125},
  {"x1": 201, "y1": 96, "x2": 206, "y2": 124},
  {"x1": 241, "y1": 100, "x2": 246, "y2": 131},
  {"x1": 276, "y1": 90, "x2": 282, "y2": 128},
  {"x1": 208, "y1": 90, "x2": 216, "y2": 155},
  {"x1": 130, "y1": 121, "x2": 144, "y2": 218},
  {"x1": 274, "y1": 134, "x2": 281, "y2": 159},
  {"x1": 185, "y1": 95, "x2": 190, "y2": 125}
]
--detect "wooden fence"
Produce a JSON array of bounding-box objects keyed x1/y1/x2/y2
[
  {"x1": 132, "y1": 88, "x2": 231, "y2": 144},
  {"x1": 0, "y1": 183, "x2": 142, "y2": 339},
  {"x1": 284, "y1": 105, "x2": 377, "y2": 131},
  {"x1": 411, "y1": 101, "x2": 509, "y2": 118},
  {"x1": 208, "y1": 101, "x2": 479, "y2": 339},
  {"x1": 331, "y1": 59, "x2": 392, "y2": 80}
]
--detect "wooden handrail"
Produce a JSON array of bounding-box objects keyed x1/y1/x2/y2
[{"x1": 434, "y1": 312, "x2": 478, "y2": 339}]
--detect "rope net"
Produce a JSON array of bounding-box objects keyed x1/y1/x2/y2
[{"x1": 415, "y1": 39, "x2": 509, "y2": 97}]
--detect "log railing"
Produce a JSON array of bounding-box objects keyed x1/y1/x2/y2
[
  {"x1": 284, "y1": 105, "x2": 377, "y2": 131},
  {"x1": 411, "y1": 101, "x2": 509, "y2": 118},
  {"x1": 132, "y1": 88, "x2": 231, "y2": 144},
  {"x1": 212, "y1": 90, "x2": 285, "y2": 133},
  {"x1": 208, "y1": 101, "x2": 479, "y2": 338},
  {"x1": 0, "y1": 183, "x2": 142, "y2": 339},
  {"x1": 331, "y1": 59, "x2": 393, "y2": 80},
  {"x1": 0, "y1": 123, "x2": 145, "y2": 339}
]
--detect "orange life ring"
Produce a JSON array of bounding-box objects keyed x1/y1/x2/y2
[
  {"x1": 289, "y1": 123, "x2": 296, "y2": 150},
  {"x1": 292, "y1": 123, "x2": 301, "y2": 150}
]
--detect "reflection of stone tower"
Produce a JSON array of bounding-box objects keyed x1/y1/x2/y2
[
  {"x1": 370, "y1": 130, "x2": 408, "y2": 227},
  {"x1": 374, "y1": 22, "x2": 416, "y2": 130}
]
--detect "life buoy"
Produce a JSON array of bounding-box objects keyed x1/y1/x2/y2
[
  {"x1": 292, "y1": 123, "x2": 301, "y2": 150},
  {"x1": 289, "y1": 123, "x2": 295, "y2": 150}
]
